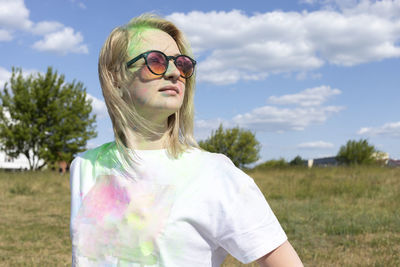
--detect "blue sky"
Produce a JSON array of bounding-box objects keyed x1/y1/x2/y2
[{"x1": 1, "y1": 0, "x2": 399, "y2": 166}]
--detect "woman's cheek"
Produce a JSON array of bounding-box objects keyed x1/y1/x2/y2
[
  {"x1": 140, "y1": 66, "x2": 159, "y2": 80},
  {"x1": 178, "y1": 76, "x2": 186, "y2": 84},
  {"x1": 135, "y1": 87, "x2": 150, "y2": 105}
]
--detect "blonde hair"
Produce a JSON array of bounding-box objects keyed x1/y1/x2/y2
[{"x1": 98, "y1": 13, "x2": 203, "y2": 169}]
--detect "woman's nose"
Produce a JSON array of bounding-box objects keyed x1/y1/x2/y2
[{"x1": 163, "y1": 60, "x2": 181, "y2": 80}]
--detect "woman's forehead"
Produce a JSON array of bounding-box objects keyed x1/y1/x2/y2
[{"x1": 127, "y1": 29, "x2": 180, "y2": 57}]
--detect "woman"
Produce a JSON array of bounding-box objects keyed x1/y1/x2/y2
[{"x1": 70, "y1": 13, "x2": 303, "y2": 267}]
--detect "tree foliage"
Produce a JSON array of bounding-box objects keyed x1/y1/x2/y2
[
  {"x1": 256, "y1": 158, "x2": 288, "y2": 169},
  {"x1": 0, "y1": 67, "x2": 97, "y2": 170},
  {"x1": 336, "y1": 139, "x2": 377, "y2": 165},
  {"x1": 290, "y1": 155, "x2": 306, "y2": 166},
  {"x1": 198, "y1": 123, "x2": 261, "y2": 169}
]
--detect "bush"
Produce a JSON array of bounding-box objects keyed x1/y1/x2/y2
[
  {"x1": 254, "y1": 158, "x2": 289, "y2": 169},
  {"x1": 336, "y1": 139, "x2": 377, "y2": 165},
  {"x1": 198, "y1": 123, "x2": 261, "y2": 169},
  {"x1": 290, "y1": 155, "x2": 306, "y2": 166}
]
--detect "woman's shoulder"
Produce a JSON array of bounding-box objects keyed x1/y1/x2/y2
[
  {"x1": 71, "y1": 141, "x2": 117, "y2": 173},
  {"x1": 76, "y1": 141, "x2": 116, "y2": 163},
  {"x1": 196, "y1": 148, "x2": 235, "y2": 167},
  {"x1": 81, "y1": 141, "x2": 116, "y2": 160},
  {"x1": 70, "y1": 142, "x2": 118, "y2": 197},
  {"x1": 197, "y1": 149, "x2": 254, "y2": 186}
]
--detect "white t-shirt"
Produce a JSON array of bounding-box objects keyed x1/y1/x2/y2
[{"x1": 70, "y1": 141, "x2": 287, "y2": 266}]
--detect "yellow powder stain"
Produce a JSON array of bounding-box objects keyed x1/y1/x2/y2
[
  {"x1": 140, "y1": 240, "x2": 153, "y2": 256},
  {"x1": 126, "y1": 213, "x2": 146, "y2": 230}
]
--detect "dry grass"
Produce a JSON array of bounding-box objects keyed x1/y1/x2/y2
[
  {"x1": 0, "y1": 171, "x2": 71, "y2": 266},
  {"x1": 222, "y1": 166, "x2": 400, "y2": 267},
  {"x1": 0, "y1": 166, "x2": 399, "y2": 266}
]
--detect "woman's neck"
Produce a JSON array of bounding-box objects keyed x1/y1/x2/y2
[{"x1": 124, "y1": 123, "x2": 170, "y2": 150}]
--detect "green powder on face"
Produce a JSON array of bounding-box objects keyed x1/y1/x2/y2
[{"x1": 125, "y1": 25, "x2": 155, "y2": 58}]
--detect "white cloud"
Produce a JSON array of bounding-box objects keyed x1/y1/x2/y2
[
  {"x1": 0, "y1": 0, "x2": 32, "y2": 30},
  {"x1": 86, "y1": 142, "x2": 99, "y2": 149},
  {"x1": 195, "y1": 85, "x2": 344, "y2": 135},
  {"x1": 330, "y1": 0, "x2": 400, "y2": 19},
  {"x1": 1, "y1": 107, "x2": 17, "y2": 126},
  {"x1": 0, "y1": 29, "x2": 12, "y2": 41},
  {"x1": 0, "y1": 67, "x2": 42, "y2": 89},
  {"x1": 267, "y1": 85, "x2": 341, "y2": 107},
  {"x1": 86, "y1": 93, "x2": 107, "y2": 119},
  {"x1": 0, "y1": 66, "x2": 11, "y2": 89},
  {"x1": 0, "y1": 0, "x2": 89, "y2": 55},
  {"x1": 296, "y1": 71, "x2": 322, "y2": 80},
  {"x1": 30, "y1": 22, "x2": 89, "y2": 55},
  {"x1": 304, "y1": 10, "x2": 400, "y2": 66},
  {"x1": 69, "y1": 0, "x2": 87, "y2": 9},
  {"x1": 32, "y1": 27, "x2": 88, "y2": 55},
  {"x1": 31, "y1": 21, "x2": 64, "y2": 35},
  {"x1": 301, "y1": 0, "x2": 400, "y2": 18},
  {"x1": 297, "y1": 141, "x2": 335, "y2": 149},
  {"x1": 231, "y1": 105, "x2": 344, "y2": 132},
  {"x1": 194, "y1": 117, "x2": 231, "y2": 141},
  {"x1": 358, "y1": 121, "x2": 400, "y2": 137},
  {"x1": 22, "y1": 68, "x2": 42, "y2": 78},
  {"x1": 300, "y1": 0, "x2": 318, "y2": 4},
  {"x1": 195, "y1": 118, "x2": 228, "y2": 129},
  {"x1": 78, "y1": 3, "x2": 86, "y2": 9},
  {"x1": 167, "y1": 6, "x2": 400, "y2": 84},
  {"x1": 195, "y1": 105, "x2": 344, "y2": 138}
]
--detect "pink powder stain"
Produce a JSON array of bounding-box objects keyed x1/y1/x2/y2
[
  {"x1": 73, "y1": 176, "x2": 177, "y2": 262},
  {"x1": 80, "y1": 175, "x2": 130, "y2": 222},
  {"x1": 120, "y1": 182, "x2": 176, "y2": 242}
]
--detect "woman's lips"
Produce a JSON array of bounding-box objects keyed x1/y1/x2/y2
[{"x1": 158, "y1": 85, "x2": 179, "y2": 94}]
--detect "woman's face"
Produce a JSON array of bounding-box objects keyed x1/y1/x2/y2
[{"x1": 125, "y1": 29, "x2": 186, "y2": 125}]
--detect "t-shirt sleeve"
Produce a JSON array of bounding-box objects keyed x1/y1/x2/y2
[
  {"x1": 70, "y1": 156, "x2": 82, "y2": 267},
  {"x1": 215, "y1": 154, "x2": 288, "y2": 264}
]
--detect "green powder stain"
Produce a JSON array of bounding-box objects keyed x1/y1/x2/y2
[
  {"x1": 126, "y1": 25, "x2": 155, "y2": 58},
  {"x1": 140, "y1": 240, "x2": 154, "y2": 256}
]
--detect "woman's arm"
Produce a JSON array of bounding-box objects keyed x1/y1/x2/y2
[
  {"x1": 256, "y1": 240, "x2": 303, "y2": 267},
  {"x1": 70, "y1": 157, "x2": 82, "y2": 267}
]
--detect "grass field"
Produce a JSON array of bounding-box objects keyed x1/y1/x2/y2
[{"x1": 0, "y1": 166, "x2": 399, "y2": 266}]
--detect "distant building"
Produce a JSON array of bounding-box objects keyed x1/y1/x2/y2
[
  {"x1": 387, "y1": 159, "x2": 400, "y2": 167},
  {"x1": 307, "y1": 159, "x2": 313, "y2": 168},
  {"x1": 0, "y1": 151, "x2": 46, "y2": 171},
  {"x1": 0, "y1": 151, "x2": 31, "y2": 170},
  {"x1": 308, "y1": 153, "x2": 397, "y2": 168},
  {"x1": 0, "y1": 150, "x2": 72, "y2": 172},
  {"x1": 308, "y1": 156, "x2": 339, "y2": 167},
  {"x1": 372, "y1": 152, "x2": 390, "y2": 165}
]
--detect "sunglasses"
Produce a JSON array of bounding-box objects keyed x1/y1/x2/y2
[{"x1": 126, "y1": 50, "x2": 196, "y2": 79}]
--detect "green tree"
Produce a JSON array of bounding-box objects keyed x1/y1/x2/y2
[
  {"x1": 336, "y1": 139, "x2": 377, "y2": 165},
  {"x1": 256, "y1": 158, "x2": 288, "y2": 169},
  {"x1": 198, "y1": 123, "x2": 261, "y2": 169},
  {"x1": 0, "y1": 67, "x2": 97, "y2": 170},
  {"x1": 290, "y1": 155, "x2": 305, "y2": 166}
]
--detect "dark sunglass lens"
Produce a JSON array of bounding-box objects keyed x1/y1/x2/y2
[
  {"x1": 175, "y1": 56, "x2": 194, "y2": 78},
  {"x1": 147, "y1": 52, "x2": 167, "y2": 74}
]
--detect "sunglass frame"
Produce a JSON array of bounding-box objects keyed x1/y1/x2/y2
[{"x1": 126, "y1": 50, "x2": 196, "y2": 78}]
